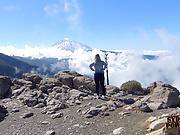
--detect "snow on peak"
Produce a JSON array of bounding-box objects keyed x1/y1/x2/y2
[
  {"x1": 52, "y1": 38, "x2": 92, "y2": 52},
  {"x1": 63, "y1": 38, "x2": 70, "y2": 40}
]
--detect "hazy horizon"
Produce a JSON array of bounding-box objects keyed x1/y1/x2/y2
[{"x1": 1, "y1": 42, "x2": 180, "y2": 91}]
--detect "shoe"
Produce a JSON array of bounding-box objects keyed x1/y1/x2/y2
[
  {"x1": 102, "y1": 95, "x2": 106, "y2": 99},
  {"x1": 97, "y1": 96, "x2": 100, "y2": 99}
]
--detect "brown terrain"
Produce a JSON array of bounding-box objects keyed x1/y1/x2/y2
[{"x1": 1, "y1": 71, "x2": 180, "y2": 135}]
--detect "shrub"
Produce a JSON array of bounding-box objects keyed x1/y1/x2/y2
[{"x1": 121, "y1": 80, "x2": 143, "y2": 94}]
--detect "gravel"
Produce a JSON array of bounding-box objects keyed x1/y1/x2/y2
[{"x1": 0, "y1": 97, "x2": 176, "y2": 135}]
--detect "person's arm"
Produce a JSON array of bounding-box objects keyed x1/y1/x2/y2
[
  {"x1": 89, "y1": 63, "x2": 95, "y2": 71},
  {"x1": 102, "y1": 61, "x2": 107, "y2": 70}
]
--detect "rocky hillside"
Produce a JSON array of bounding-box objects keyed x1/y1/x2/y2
[
  {"x1": 0, "y1": 53, "x2": 38, "y2": 78},
  {"x1": 0, "y1": 53, "x2": 54, "y2": 79},
  {"x1": 0, "y1": 71, "x2": 180, "y2": 135}
]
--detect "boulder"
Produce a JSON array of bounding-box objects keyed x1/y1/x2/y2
[
  {"x1": 34, "y1": 103, "x2": 45, "y2": 108},
  {"x1": 0, "y1": 105, "x2": 8, "y2": 120},
  {"x1": 73, "y1": 76, "x2": 96, "y2": 93},
  {"x1": 13, "y1": 78, "x2": 35, "y2": 89},
  {"x1": 12, "y1": 86, "x2": 26, "y2": 98},
  {"x1": 22, "y1": 73, "x2": 42, "y2": 84},
  {"x1": 0, "y1": 75, "x2": 13, "y2": 97},
  {"x1": 149, "y1": 81, "x2": 180, "y2": 107},
  {"x1": 20, "y1": 112, "x2": 34, "y2": 119},
  {"x1": 87, "y1": 107, "x2": 101, "y2": 116},
  {"x1": 132, "y1": 101, "x2": 153, "y2": 112},
  {"x1": 51, "y1": 112, "x2": 63, "y2": 119},
  {"x1": 69, "y1": 89, "x2": 87, "y2": 99},
  {"x1": 38, "y1": 78, "x2": 63, "y2": 93},
  {"x1": 53, "y1": 86, "x2": 63, "y2": 93},
  {"x1": 147, "y1": 102, "x2": 167, "y2": 111},
  {"x1": 17, "y1": 89, "x2": 44, "y2": 107},
  {"x1": 122, "y1": 98, "x2": 135, "y2": 104},
  {"x1": 140, "y1": 103, "x2": 153, "y2": 112},
  {"x1": 54, "y1": 71, "x2": 74, "y2": 88},
  {"x1": 39, "y1": 78, "x2": 63, "y2": 88},
  {"x1": 47, "y1": 99, "x2": 61, "y2": 106},
  {"x1": 68, "y1": 71, "x2": 83, "y2": 77},
  {"x1": 106, "y1": 85, "x2": 120, "y2": 96},
  {"x1": 78, "y1": 86, "x2": 94, "y2": 95},
  {"x1": 23, "y1": 97, "x2": 38, "y2": 107},
  {"x1": 146, "y1": 82, "x2": 157, "y2": 94}
]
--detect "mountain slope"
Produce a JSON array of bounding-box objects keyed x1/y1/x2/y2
[
  {"x1": 0, "y1": 53, "x2": 54, "y2": 78},
  {"x1": 0, "y1": 53, "x2": 38, "y2": 78},
  {"x1": 51, "y1": 38, "x2": 92, "y2": 52},
  {"x1": 12, "y1": 56, "x2": 70, "y2": 73}
]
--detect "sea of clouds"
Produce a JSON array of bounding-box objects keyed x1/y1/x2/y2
[{"x1": 1, "y1": 45, "x2": 180, "y2": 90}]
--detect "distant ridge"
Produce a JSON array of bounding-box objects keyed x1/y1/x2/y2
[
  {"x1": 51, "y1": 38, "x2": 92, "y2": 52},
  {"x1": 0, "y1": 53, "x2": 37, "y2": 78},
  {"x1": 0, "y1": 53, "x2": 54, "y2": 78}
]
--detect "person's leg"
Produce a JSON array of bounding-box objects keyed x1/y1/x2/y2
[
  {"x1": 94, "y1": 74, "x2": 100, "y2": 96},
  {"x1": 99, "y1": 74, "x2": 106, "y2": 96}
]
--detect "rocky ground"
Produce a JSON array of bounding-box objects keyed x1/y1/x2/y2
[
  {"x1": 0, "y1": 96, "x2": 177, "y2": 135},
  {"x1": 1, "y1": 71, "x2": 180, "y2": 135},
  {"x1": 0, "y1": 95, "x2": 179, "y2": 135}
]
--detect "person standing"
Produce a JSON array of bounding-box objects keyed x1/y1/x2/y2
[{"x1": 89, "y1": 54, "x2": 107, "y2": 99}]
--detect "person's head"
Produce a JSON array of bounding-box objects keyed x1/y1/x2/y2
[{"x1": 94, "y1": 54, "x2": 101, "y2": 65}]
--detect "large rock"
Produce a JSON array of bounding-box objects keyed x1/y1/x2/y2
[
  {"x1": 73, "y1": 76, "x2": 96, "y2": 93},
  {"x1": 146, "y1": 82, "x2": 157, "y2": 94},
  {"x1": 77, "y1": 86, "x2": 94, "y2": 95},
  {"x1": 0, "y1": 75, "x2": 13, "y2": 97},
  {"x1": 131, "y1": 100, "x2": 153, "y2": 112},
  {"x1": 149, "y1": 81, "x2": 180, "y2": 107},
  {"x1": 38, "y1": 78, "x2": 63, "y2": 93},
  {"x1": 12, "y1": 86, "x2": 26, "y2": 98},
  {"x1": 87, "y1": 107, "x2": 101, "y2": 116},
  {"x1": 0, "y1": 105, "x2": 8, "y2": 120},
  {"x1": 13, "y1": 78, "x2": 35, "y2": 89},
  {"x1": 23, "y1": 96, "x2": 38, "y2": 107},
  {"x1": 55, "y1": 71, "x2": 95, "y2": 92},
  {"x1": 147, "y1": 102, "x2": 167, "y2": 110},
  {"x1": 68, "y1": 71, "x2": 83, "y2": 77},
  {"x1": 39, "y1": 78, "x2": 63, "y2": 88},
  {"x1": 106, "y1": 85, "x2": 120, "y2": 96},
  {"x1": 54, "y1": 71, "x2": 75, "y2": 88},
  {"x1": 69, "y1": 89, "x2": 82, "y2": 98},
  {"x1": 22, "y1": 73, "x2": 42, "y2": 84}
]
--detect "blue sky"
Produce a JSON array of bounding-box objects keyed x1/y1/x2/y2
[{"x1": 0, "y1": 0, "x2": 180, "y2": 51}]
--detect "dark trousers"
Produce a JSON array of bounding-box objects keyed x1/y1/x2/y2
[{"x1": 94, "y1": 73, "x2": 106, "y2": 96}]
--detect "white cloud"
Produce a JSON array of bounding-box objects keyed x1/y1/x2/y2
[
  {"x1": 1, "y1": 45, "x2": 180, "y2": 90},
  {"x1": 68, "y1": 49, "x2": 180, "y2": 90},
  {"x1": 44, "y1": 6, "x2": 50, "y2": 12},
  {"x1": 43, "y1": 4, "x2": 60, "y2": 16},
  {"x1": 64, "y1": 0, "x2": 70, "y2": 12},
  {"x1": 155, "y1": 28, "x2": 180, "y2": 46},
  {"x1": 64, "y1": 0, "x2": 82, "y2": 31},
  {"x1": 0, "y1": 45, "x2": 72, "y2": 59},
  {"x1": 44, "y1": 0, "x2": 82, "y2": 31}
]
